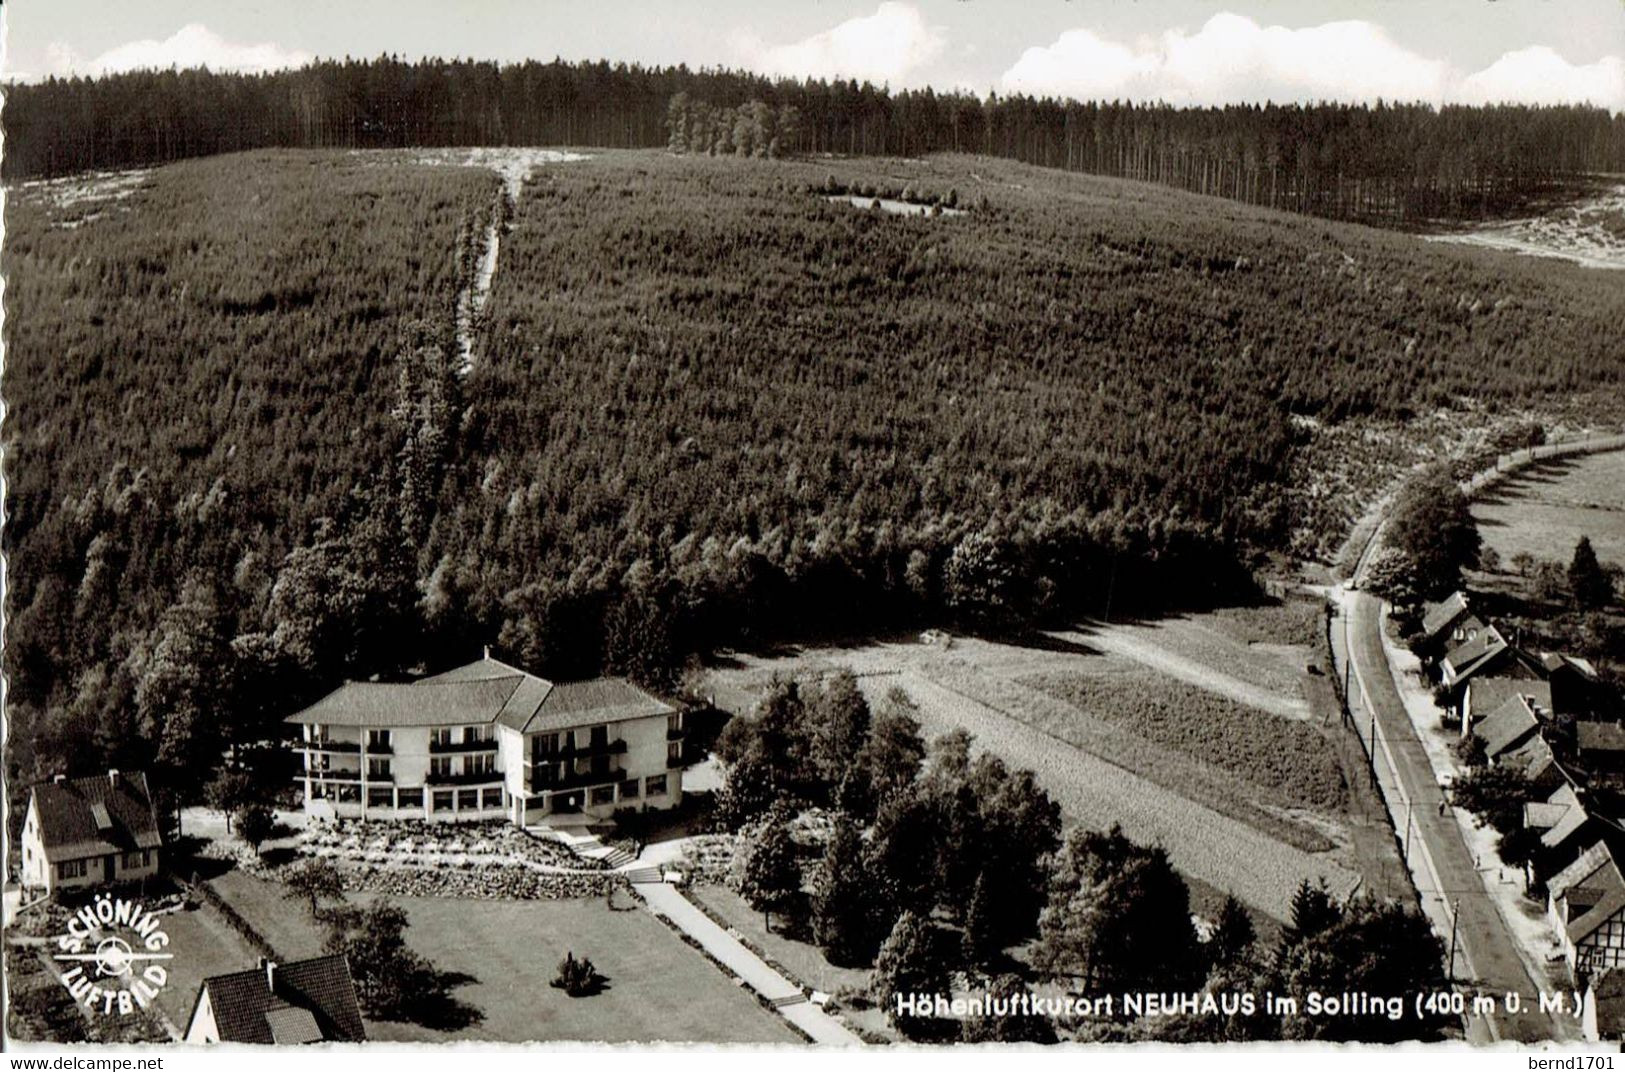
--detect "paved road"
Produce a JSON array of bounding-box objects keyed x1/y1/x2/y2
[
  {"x1": 1339, "y1": 589, "x2": 1572, "y2": 1042},
  {"x1": 636, "y1": 882, "x2": 864, "y2": 1045}
]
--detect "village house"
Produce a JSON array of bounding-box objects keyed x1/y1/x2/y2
[
  {"x1": 1548, "y1": 841, "x2": 1625, "y2": 981},
  {"x1": 1439, "y1": 625, "x2": 1545, "y2": 705},
  {"x1": 19, "y1": 771, "x2": 162, "y2": 897},
  {"x1": 1420, "y1": 591, "x2": 1484, "y2": 657},
  {"x1": 286, "y1": 653, "x2": 685, "y2": 825},
  {"x1": 185, "y1": 955, "x2": 366, "y2": 1044},
  {"x1": 1579, "y1": 722, "x2": 1625, "y2": 777},
  {"x1": 1473, "y1": 692, "x2": 1543, "y2": 760},
  {"x1": 1461, "y1": 678, "x2": 1553, "y2": 738},
  {"x1": 1530, "y1": 783, "x2": 1597, "y2": 861}
]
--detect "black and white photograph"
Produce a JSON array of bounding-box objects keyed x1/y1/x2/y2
[{"x1": 2, "y1": 0, "x2": 1624, "y2": 1056}]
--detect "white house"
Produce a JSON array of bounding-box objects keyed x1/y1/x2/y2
[
  {"x1": 285, "y1": 654, "x2": 686, "y2": 825},
  {"x1": 186, "y1": 955, "x2": 365, "y2": 1044},
  {"x1": 19, "y1": 771, "x2": 163, "y2": 897}
]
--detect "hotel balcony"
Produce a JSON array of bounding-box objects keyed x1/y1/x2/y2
[
  {"x1": 300, "y1": 768, "x2": 363, "y2": 784},
  {"x1": 529, "y1": 738, "x2": 627, "y2": 765},
  {"x1": 529, "y1": 766, "x2": 626, "y2": 794},
  {"x1": 302, "y1": 740, "x2": 361, "y2": 754},
  {"x1": 429, "y1": 737, "x2": 499, "y2": 754},
  {"x1": 425, "y1": 768, "x2": 504, "y2": 787}
]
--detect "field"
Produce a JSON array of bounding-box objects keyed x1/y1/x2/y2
[
  {"x1": 701, "y1": 599, "x2": 1404, "y2": 924},
  {"x1": 1472, "y1": 450, "x2": 1625, "y2": 567},
  {"x1": 203, "y1": 870, "x2": 796, "y2": 1044}
]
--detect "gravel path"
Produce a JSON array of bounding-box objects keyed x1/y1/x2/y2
[{"x1": 1058, "y1": 620, "x2": 1312, "y2": 722}]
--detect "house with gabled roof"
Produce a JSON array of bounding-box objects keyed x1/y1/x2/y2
[
  {"x1": 1474, "y1": 693, "x2": 1542, "y2": 760},
  {"x1": 1507, "y1": 734, "x2": 1567, "y2": 795},
  {"x1": 1580, "y1": 723, "x2": 1625, "y2": 776},
  {"x1": 286, "y1": 653, "x2": 685, "y2": 825},
  {"x1": 1441, "y1": 625, "x2": 1543, "y2": 694},
  {"x1": 1420, "y1": 591, "x2": 1483, "y2": 655},
  {"x1": 19, "y1": 771, "x2": 162, "y2": 896},
  {"x1": 1463, "y1": 678, "x2": 1553, "y2": 735},
  {"x1": 1538, "y1": 783, "x2": 1596, "y2": 858},
  {"x1": 185, "y1": 955, "x2": 365, "y2": 1044},
  {"x1": 1549, "y1": 842, "x2": 1625, "y2": 981}
]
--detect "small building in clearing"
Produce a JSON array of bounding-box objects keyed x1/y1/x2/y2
[{"x1": 19, "y1": 771, "x2": 162, "y2": 897}]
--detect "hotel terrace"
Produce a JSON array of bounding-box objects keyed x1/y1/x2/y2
[{"x1": 286, "y1": 653, "x2": 684, "y2": 825}]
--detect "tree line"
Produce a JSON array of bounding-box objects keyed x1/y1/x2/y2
[
  {"x1": 7, "y1": 55, "x2": 1624, "y2": 225},
  {"x1": 715, "y1": 674, "x2": 1449, "y2": 1043}
]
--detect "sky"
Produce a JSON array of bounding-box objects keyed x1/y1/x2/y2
[{"x1": 4, "y1": 1, "x2": 1623, "y2": 111}]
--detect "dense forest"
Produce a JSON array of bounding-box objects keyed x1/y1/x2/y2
[
  {"x1": 6, "y1": 55, "x2": 1625, "y2": 224},
  {"x1": 7, "y1": 147, "x2": 1623, "y2": 819}
]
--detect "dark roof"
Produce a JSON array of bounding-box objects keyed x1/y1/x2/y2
[
  {"x1": 1422, "y1": 592, "x2": 1472, "y2": 640},
  {"x1": 193, "y1": 955, "x2": 365, "y2": 1044},
  {"x1": 1544, "y1": 652, "x2": 1600, "y2": 679},
  {"x1": 29, "y1": 772, "x2": 162, "y2": 861},
  {"x1": 1476, "y1": 695, "x2": 1540, "y2": 758},
  {"x1": 1443, "y1": 626, "x2": 1510, "y2": 683},
  {"x1": 286, "y1": 657, "x2": 673, "y2": 734},
  {"x1": 1580, "y1": 723, "x2": 1625, "y2": 755},
  {"x1": 1552, "y1": 841, "x2": 1624, "y2": 906},
  {"x1": 1469, "y1": 678, "x2": 1553, "y2": 719}
]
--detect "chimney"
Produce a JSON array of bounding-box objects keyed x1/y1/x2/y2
[
  {"x1": 53, "y1": 774, "x2": 66, "y2": 783},
  {"x1": 483, "y1": 644, "x2": 491, "y2": 660},
  {"x1": 108, "y1": 769, "x2": 120, "y2": 785},
  {"x1": 260, "y1": 958, "x2": 277, "y2": 990}
]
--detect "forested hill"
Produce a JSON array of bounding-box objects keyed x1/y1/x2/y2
[
  {"x1": 6, "y1": 147, "x2": 1624, "y2": 811},
  {"x1": 6, "y1": 55, "x2": 1624, "y2": 225}
]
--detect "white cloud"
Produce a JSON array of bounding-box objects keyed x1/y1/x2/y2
[
  {"x1": 46, "y1": 24, "x2": 312, "y2": 78},
  {"x1": 1000, "y1": 12, "x2": 1623, "y2": 112},
  {"x1": 731, "y1": 2, "x2": 945, "y2": 86},
  {"x1": 1455, "y1": 46, "x2": 1625, "y2": 110}
]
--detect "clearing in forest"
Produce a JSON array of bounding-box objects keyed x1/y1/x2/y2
[{"x1": 702, "y1": 598, "x2": 1396, "y2": 923}]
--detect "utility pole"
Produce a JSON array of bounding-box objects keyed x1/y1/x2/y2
[{"x1": 1447, "y1": 898, "x2": 1460, "y2": 980}]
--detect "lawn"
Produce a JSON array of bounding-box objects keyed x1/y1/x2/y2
[
  {"x1": 685, "y1": 884, "x2": 872, "y2": 998},
  {"x1": 151, "y1": 895, "x2": 264, "y2": 1032},
  {"x1": 1474, "y1": 450, "x2": 1625, "y2": 566},
  {"x1": 363, "y1": 896, "x2": 799, "y2": 1044},
  {"x1": 205, "y1": 867, "x2": 798, "y2": 1043},
  {"x1": 208, "y1": 869, "x2": 328, "y2": 960}
]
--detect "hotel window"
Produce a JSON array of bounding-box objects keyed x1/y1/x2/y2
[
  {"x1": 667, "y1": 713, "x2": 682, "y2": 735},
  {"x1": 620, "y1": 780, "x2": 640, "y2": 800},
  {"x1": 430, "y1": 757, "x2": 453, "y2": 780},
  {"x1": 57, "y1": 860, "x2": 87, "y2": 880},
  {"x1": 367, "y1": 758, "x2": 391, "y2": 779},
  {"x1": 646, "y1": 775, "x2": 668, "y2": 797},
  {"x1": 367, "y1": 729, "x2": 392, "y2": 750},
  {"x1": 590, "y1": 786, "x2": 615, "y2": 806},
  {"x1": 309, "y1": 753, "x2": 331, "y2": 772},
  {"x1": 367, "y1": 787, "x2": 394, "y2": 808},
  {"x1": 457, "y1": 789, "x2": 478, "y2": 811},
  {"x1": 432, "y1": 727, "x2": 455, "y2": 748},
  {"x1": 466, "y1": 754, "x2": 495, "y2": 777},
  {"x1": 397, "y1": 788, "x2": 424, "y2": 809},
  {"x1": 482, "y1": 787, "x2": 504, "y2": 809},
  {"x1": 432, "y1": 790, "x2": 454, "y2": 813},
  {"x1": 667, "y1": 741, "x2": 683, "y2": 765},
  {"x1": 122, "y1": 851, "x2": 147, "y2": 870},
  {"x1": 533, "y1": 733, "x2": 559, "y2": 758},
  {"x1": 464, "y1": 725, "x2": 492, "y2": 744}
]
